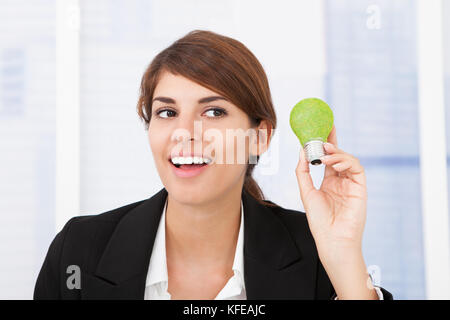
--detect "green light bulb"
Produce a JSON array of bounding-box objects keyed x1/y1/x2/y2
[{"x1": 289, "y1": 98, "x2": 334, "y2": 165}]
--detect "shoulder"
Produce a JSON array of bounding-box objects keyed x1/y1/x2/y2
[
  {"x1": 46, "y1": 198, "x2": 149, "y2": 269},
  {"x1": 34, "y1": 199, "x2": 148, "y2": 299},
  {"x1": 60, "y1": 199, "x2": 147, "y2": 248},
  {"x1": 261, "y1": 199, "x2": 310, "y2": 232},
  {"x1": 66, "y1": 199, "x2": 146, "y2": 230},
  {"x1": 260, "y1": 199, "x2": 317, "y2": 252}
]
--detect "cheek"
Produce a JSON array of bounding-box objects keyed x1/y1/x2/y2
[
  {"x1": 223, "y1": 131, "x2": 251, "y2": 165},
  {"x1": 205, "y1": 121, "x2": 251, "y2": 165},
  {"x1": 148, "y1": 123, "x2": 168, "y2": 161},
  {"x1": 148, "y1": 127, "x2": 156, "y2": 152}
]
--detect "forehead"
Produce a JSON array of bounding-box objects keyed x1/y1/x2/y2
[{"x1": 154, "y1": 71, "x2": 220, "y2": 100}]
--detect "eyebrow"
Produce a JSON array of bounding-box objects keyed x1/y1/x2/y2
[{"x1": 152, "y1": 95, "x2": 229, "y2": 104}]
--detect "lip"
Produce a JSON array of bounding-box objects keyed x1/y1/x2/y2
[
  {"x1": 168, "y1": 159, "x2": 210, "y2": 178},
  {"x1": 168, "y1": 152, "x2": 212, "y2": 161}
]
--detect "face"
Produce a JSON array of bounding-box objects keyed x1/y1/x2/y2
[{"x1": 148, "y1": 71, "x2": 269, "y2": 205}]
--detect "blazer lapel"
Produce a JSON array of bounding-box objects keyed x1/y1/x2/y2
[
  {"x1": 242, "y1": 190, "x2": 316, "y2": 299},
  {"x1": 82, "y1": 187, "x2": 314, "y2": 299},
  {"x1": 81, "y1": 188, "x2": 168, "y2": 299}
]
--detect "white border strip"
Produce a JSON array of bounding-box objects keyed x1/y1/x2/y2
[
  {"x1": 417, "y1": 0, "x2": 450, "y2": 299},
  {"x1": 55, "y1": 0, "x2": 80, "y2": 232}
]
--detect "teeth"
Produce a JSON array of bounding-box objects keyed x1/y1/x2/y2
[{"x1": 171, "y1": 156, "x2": 211, "y2": 165}]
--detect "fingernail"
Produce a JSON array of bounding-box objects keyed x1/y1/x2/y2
[
  {"x1": 332, "y1": 163, "x2": 341, "y2": 168},
  {"x1": 324, "y1": 142, "x2": 333, "y2": 148},
  {"x1": 320, "y1": 155, "x2": 331, "y2": 161}
]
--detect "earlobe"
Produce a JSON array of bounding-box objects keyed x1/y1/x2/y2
[
  {"x1": 249, "y1": 136, "x2": 266, "y2": 160},
  {"x1": 249, "y1": 120, "x2": 272, "y2": 158},
  {"x1": 248, "y1": 153, "x2": 259, "y2": 165},
  {"x1": 249, "y1": 131, "x2": 262, "y2": 156}
]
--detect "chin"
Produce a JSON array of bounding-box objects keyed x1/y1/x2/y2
[{"x1": 167, "y1": 185, "x2": 217, "y2": 205}]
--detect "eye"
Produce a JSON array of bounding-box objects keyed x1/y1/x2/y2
[
  {"x1": 204, "y1": 107, "x2": 227, "y2": 118},
  {"x1": 156, "y1": 109, "x2": 176, "y2": 118}
]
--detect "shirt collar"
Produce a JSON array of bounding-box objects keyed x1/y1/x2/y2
[
  {"x1": 145, "y1": 197, "x2": 169, "y2": 287},
  {"x1": 145, "y1": 197, "x2": 245, "y2": 288}
]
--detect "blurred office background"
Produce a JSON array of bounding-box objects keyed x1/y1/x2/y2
[{"x1": 0, "y1": 0, "x2": 449, "y2": 299}]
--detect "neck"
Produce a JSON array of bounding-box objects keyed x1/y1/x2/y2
[{"x1": 165, "y1": 185, "x2": 243, "y2": 272}]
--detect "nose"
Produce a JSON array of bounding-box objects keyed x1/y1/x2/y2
[
  {"x1": 171, "y1": 113, "x2": 202, "y2": 144},
  {"x1": 169, "y1": 115, "x2": 203, "y2": 159}
]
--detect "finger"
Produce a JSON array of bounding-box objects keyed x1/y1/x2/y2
[
  {"x1": 329, "y1": 157, "x2": 366, "y2": 186},
  {"x1": 296, "y1": 146, "x2": 315, "y2": 203},
  {"x1": 323, "y1": 125, "x2": 340, "y2": 178},
  {"x1": 320, "y1": 153, "x2": 353, "y2": 166},
  {"x1": 321, "y1": 153, "x2": 349, "y2": 178},
  {"x1": 323, "y1": 142, "x2": 345, "y2": 155}
]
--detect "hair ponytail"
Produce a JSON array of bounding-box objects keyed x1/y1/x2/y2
[{"x1": 243, "y1": 155, "x2": 279, "y2": 208}]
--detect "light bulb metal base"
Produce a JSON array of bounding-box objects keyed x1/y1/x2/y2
[{"x1": 304, "y1": 140, "x2": 325, "y2": 165}]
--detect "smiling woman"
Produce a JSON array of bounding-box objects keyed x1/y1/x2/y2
[
  {"x1": 34, "y1": 29, "x2": 393, "y2": 301},
  {"x1": 136, "y1": 30, "x2": 278, "y2": 207}
]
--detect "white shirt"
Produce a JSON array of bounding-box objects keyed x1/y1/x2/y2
[
  {"x1": 143, "y1": 197, "x2": 383, "y2": 300},
  {"x1": 144, "y1": 198, "x2": 246, "y2": 300}
]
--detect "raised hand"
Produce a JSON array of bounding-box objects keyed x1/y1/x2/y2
[
  {"x1": 295, "y1": 125, "x2": 378, "y2": 299},
  {"x1": 296, "y1": 125, "x2": 367, "y2": 254}
]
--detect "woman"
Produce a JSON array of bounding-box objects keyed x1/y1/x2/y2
[{"x1": 34, "y1": 30, "x2": 392, "y2": 300}]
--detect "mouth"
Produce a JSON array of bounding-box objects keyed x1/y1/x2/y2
[
  {"x1": 167, "y1": 155, "x2": 212, "y2": 178},
  {"x1": 168, "y1": 155, "x2": 212, "y2": 168}
]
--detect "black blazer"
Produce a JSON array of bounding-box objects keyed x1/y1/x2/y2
[{"x1": 34, "y1": 187, "x2": 393, "y2": 300}]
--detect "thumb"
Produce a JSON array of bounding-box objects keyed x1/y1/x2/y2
[{"x1": 295, "y1": 146, "x2": 315, "y2": 204}]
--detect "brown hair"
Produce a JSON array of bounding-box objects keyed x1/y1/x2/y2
[{"x1": 137, "y1": 30, "x2": 278, "y2": 208}]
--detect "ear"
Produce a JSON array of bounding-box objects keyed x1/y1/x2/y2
[{"x1": 249, "y1": 120, "x2": 272, "y2": 157}]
